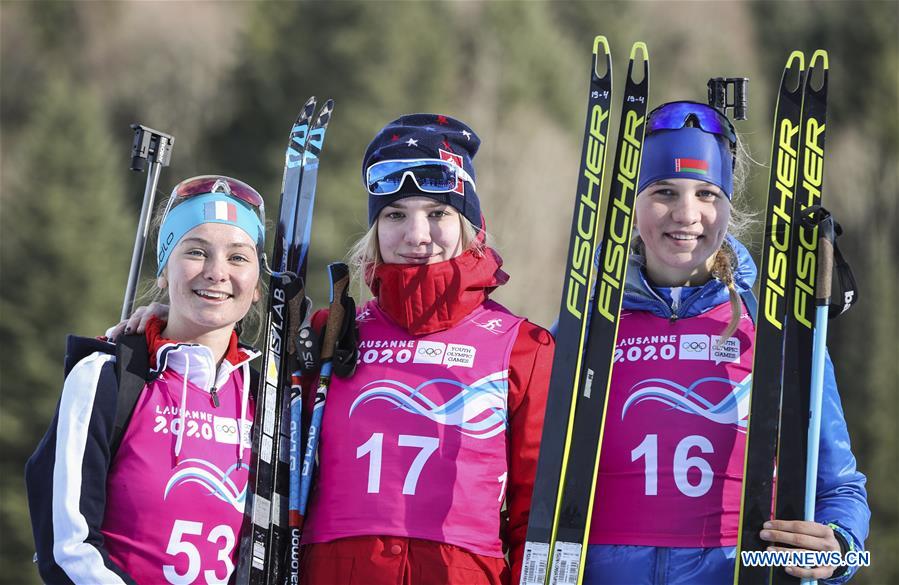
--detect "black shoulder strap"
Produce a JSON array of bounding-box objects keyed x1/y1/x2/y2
[
  {"x1": 110, "y1": 334, "x2": 151, "y2": 457},
  {"x1": 64, "y1": 335, "x2": 115, "y2": 378}
]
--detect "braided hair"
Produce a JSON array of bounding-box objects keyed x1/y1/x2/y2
[{"x1": 710, "y1": 239, "x2": 741, "y2": 340}]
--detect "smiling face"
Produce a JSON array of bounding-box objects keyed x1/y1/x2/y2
[
  {"x1": 635, "y1": 178, "x2": 731, "y2": 286},
  {"x1": 376, "y1": 196, "x2": 465, "y2": 265},
  {"x1": 160, "y1": 222, "x2": 261, "y2": 343}
]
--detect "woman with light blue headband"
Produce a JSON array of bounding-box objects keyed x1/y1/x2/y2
[
  {"x1": 580, "y1": 101, "x2": 869, "y2": 585},
  {"x1": 26, "y1": 175, "x2": 267, "y2": 584}
]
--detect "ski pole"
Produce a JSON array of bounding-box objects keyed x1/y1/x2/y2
[
  {"x1": 800, "y1": 213, "x2": 833, "y2": 585},
  {"x1": 294, "y1": 262, "x2": 352, "y2": 578},
  {"x1": 803, "y1": 212, "x2": 835, "y2": 524},
  {"x1": 122, "y1": 124, "x2": 174, "y2": 321},
  {"x1": 801, "y1": 204, "x2": 859, "y2": 585},
  {"x1": 286, "y1": 291, "x2": 313, "y2": 585}
]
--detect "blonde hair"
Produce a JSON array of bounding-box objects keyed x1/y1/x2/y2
[
  {"x1": 347, "y1": 212, "x2": 486, "y2": 301},
  {"x1": 710, "y1": 239, "x2": 742, "y2": 340},
  {"x1": 715, "y1": 135, "x2": 759, "y2": 340}
]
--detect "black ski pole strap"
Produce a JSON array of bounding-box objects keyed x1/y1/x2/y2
[
  {"x1": 295, "y1": 297, "x2": 321, "y2": 376},
  {"x1": 801, "y1": 205, "x2": 859, "y2": 319},
  {"x1": 111, "y1": 333, "x2": 151, "y2": 457},
  {"x1": 829, "y1": 235, "x2": 858, "y2": 318},
  {"x1": 332, "y1": 293, "x2": 358, "y2": 378},
  {"x1": 284, "y1": 275, "x2": 307, "y2": 353}
]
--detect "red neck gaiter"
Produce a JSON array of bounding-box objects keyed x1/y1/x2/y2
[
  {"x1": 368, "y1": 247, "x2": 509, "y2": 336},
  {"x1": 144, "y1": 316, "x2": 241, "y2": 369}
]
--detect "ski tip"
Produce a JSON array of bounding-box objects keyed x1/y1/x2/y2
[
  {"x1": 313, "y1": 99, "x2": 335, "y2": 129},
  {"x1": 296, "y1": 97, "x2": 317, "y2": 124},
  {"x1": 786, "y1": 50, "x2": 805, "y2": 71},
  {"x1": 805, "y1": 50, "x2": 829, "y2": 93},
  {"x1": 809, "y1": 49, "x2": 829, "y2": 71},
  {"x1": 592, "y1": 36, "x2": 611, "y2": 79},
  {"x1": 293, "y1": 97, "x2": 317, "y2": 125},
  {"x1": 627, "y1": 42, "x2": 649, "y2": 84},
  {"x1": 630, "y1": 41, "x2": 648, "y2": 61},
  {"x1": 592, "y1": 35, "x2": 610, "y2": 58}
]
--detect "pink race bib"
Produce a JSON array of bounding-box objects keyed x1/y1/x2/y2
[
  {"x1": 589, "y1": 302, "x2": 754, "y2": 547},
  {"x1": 102, "y1": 359, "x2": 252, "y2": 584},
  {"x1": 303, "y1": 301, "x2": 523, "y2": 557}
]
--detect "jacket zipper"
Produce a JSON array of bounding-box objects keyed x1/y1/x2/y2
[{"x1": 638, "y1": 274, "x2": 718, "y2": 324}]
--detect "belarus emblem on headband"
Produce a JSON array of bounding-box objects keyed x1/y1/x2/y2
[
  {"x1": 675, "y1": 158, "x2": 709, "y2": 175},
  {"x1": 439, "y1": 148, "x2": 466, "y2": 196}
]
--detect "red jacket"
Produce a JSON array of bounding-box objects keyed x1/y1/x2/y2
[{"x1": 301, "y1": 247, "x2": 554, "y2": 585}]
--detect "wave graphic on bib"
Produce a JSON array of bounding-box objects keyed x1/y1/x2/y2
[
  {"x1": 349, "y1": 370, "x2": 509, "y2": 439},
  {"x1": 621, "y1": 375, "x2": 751, "y2": 431},
  {"x1": 164, "y1": 458, "x2": 249, "y2": 512}
]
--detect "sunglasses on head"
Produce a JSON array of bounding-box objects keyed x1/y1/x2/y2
[
  {"x1": 646, "y1": 101, "x2": 737, "y2": 147},
  {"x1": 163, "y1": 175, "x2": 266, "y2": 225},
  {"x1": 366, "y1": 158, "x2": 476, "y2": 196}
]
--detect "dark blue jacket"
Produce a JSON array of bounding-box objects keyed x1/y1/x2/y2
[{"x1": 581, "y1": 237, "x2": 870, "y2": 585}]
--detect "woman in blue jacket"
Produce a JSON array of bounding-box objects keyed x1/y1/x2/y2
[{"x1": 582, "y1": 100, "x2": 869, "y2": 584}]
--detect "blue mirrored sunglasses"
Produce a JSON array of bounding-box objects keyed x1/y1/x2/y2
[
  {"x1": 646, "y1": 101, "x2": 737, "y2": 146},
  {"x1": 366, "y1": 158, "x2": 476, "y2": 196}
]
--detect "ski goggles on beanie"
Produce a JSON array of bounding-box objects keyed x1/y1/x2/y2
[
  {"x1": 646, "y1": 101, "x2": 737, "y2": 147},
  {"x1": 362, "y1": 113, "x2": 482, "y2": 228},
  {"x1": 366, "y1": 158, "x2": 478, "y2": 196},
  {"x1": 156, "y1": 175, "x2": 266, "y2": 275}
]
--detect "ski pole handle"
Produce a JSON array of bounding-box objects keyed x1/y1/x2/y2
[
  {"x1": 121, "y1": 124, "x2": 174, "y2": 321},
  {"x1": 815, "y1": 216, "x2": 835, "y2": 305},
  {"x1": 319, "y1": 263, "x2": 350, "y2": 364}
]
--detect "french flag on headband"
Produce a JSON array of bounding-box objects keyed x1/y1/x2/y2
[
  {"x1": 205, "y1": 200, "x2": 238, "y2": 222},
  {"x1": 675, "y1": 158, "x2": 709, "y2": 175}
]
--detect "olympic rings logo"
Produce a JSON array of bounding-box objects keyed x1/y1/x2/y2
[
  {"x1": 216, "y1": 424, "x2": 237, "y2": 433},
  {"x1": 417, "y1": 347, "x2": 444, "y2": 357},
  {"x1": 682, "y1": 341, "x2": 708, "y2": 351}
]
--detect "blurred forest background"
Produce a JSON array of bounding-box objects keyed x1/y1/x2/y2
[{"x1": 1, "y1": 1, "x2": 896, "y2": 583}]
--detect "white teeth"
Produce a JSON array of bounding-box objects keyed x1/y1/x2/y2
[
  {"x1": 196, "y1": 290, "x2": 229, "y2": 299},
  {"x1": 669, "y1": 234, "x2": 699, "y2": 240}
]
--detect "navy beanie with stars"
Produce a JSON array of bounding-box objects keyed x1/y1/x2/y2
[{"x1": 362, "y1": 113, "x2": 482, "y2": 228}]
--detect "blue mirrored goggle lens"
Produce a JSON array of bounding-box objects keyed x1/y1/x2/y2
[
  {"x1": 367, "y1": 160, "x2": 459, "y2": 195},
  {"x1": 647, "y1": 102, "x2": 736, "y2": 144}
]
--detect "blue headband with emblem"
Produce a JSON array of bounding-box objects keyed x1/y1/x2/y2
[
  {"x1": 638, "y1": 127, "x2": 735, "y2": 199},
  {"x1": 156, "y1": 193, "x2": 265, "y2": 275}
]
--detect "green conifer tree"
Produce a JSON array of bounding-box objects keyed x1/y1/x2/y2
[{"x1": 0, "y1": 74, "x2": 130, "y2": 584}]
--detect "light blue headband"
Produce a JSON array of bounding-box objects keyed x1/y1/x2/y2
[{"x1": 156, "y1": 193, "x2": 265, "y2": 275}]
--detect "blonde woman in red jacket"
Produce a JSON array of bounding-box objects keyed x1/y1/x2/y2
[{"x1": 298, "y1": 114, "x2": 554, "y2": 585}]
